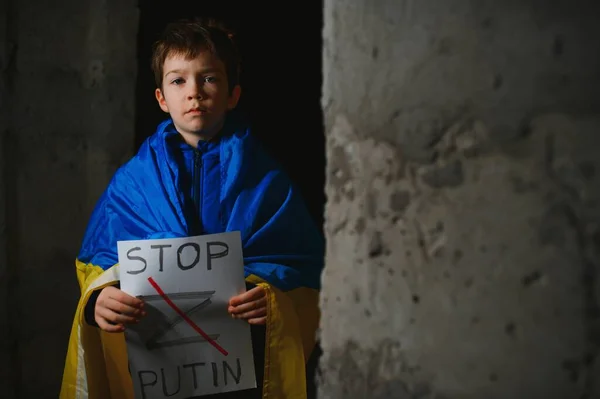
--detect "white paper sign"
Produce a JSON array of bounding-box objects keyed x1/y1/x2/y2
[{"x1": 118, "y1": 231, "x2": 256, "y2": 399}]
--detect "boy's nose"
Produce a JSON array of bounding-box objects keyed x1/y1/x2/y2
[
  {"x1": 187, "y1": 90, "x2": 203, "y2": 100},
  {"x1": 188, "y1": 81, "x2": 204, "y2": 100}
]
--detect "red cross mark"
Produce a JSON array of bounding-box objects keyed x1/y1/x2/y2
[{"x1": 147, "y1": 276, "x2": 229, "y2": 356}]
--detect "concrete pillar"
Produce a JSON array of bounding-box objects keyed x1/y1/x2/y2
[
  {"x1": 320, "y1": 1, "x2": 600, "y2": 398},
  {"x1": 10, "y1": 0, "x2": 138, "y2": 395}
]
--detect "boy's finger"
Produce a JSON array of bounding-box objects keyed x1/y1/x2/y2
[
  {"x1": 106, "y1": 297, "x2": 145, "y2": 317},
  {"x1": 229, "y1": 286, "x2": 265, "y2": 306},
  {"x1": 247, "y1": 316, "x2": 267, "y2": 325},
  {"x1": 228, "y1": 297, "x2": 267, "y2": 314},
  {"x1": 98, "y1": 308, "x2": 139, "y2": 325},
  {"x1": 234, "y1": 307, "x2": 267, "y2": 320},
  {"x1": 96, "y1": 317, "x2": 125, "y2": 333},
  {"x1": 110, "y1": 290, "x2": 144, "y2": 308}
]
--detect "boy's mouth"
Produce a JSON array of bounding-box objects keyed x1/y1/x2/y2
[{"x1": 186, "y1": 107, "x2": 207, "y2": 115}]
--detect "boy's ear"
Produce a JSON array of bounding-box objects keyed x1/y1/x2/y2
[
  {"x1": 227, "y1": 85, "x2": 242, "y2": 110},
  {"x1": 155, "y1": 88, "x2": 170, "y2": 113}
]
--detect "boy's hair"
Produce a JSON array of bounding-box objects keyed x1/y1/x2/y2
[{"x1": 151, "y1": 18, "x2": 240, "y2": 93}]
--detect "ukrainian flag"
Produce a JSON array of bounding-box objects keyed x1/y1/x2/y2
[{"x1": 60, "y1": 119, "x2": 324, "y2": 398}]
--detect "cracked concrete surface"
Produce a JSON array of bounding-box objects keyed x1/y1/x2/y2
[{"x1": 320, "y1": 1, "x2": 600, "y2": 398}]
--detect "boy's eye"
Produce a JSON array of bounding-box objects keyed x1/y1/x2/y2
[
  {"x1": 171, "y1": 78, "x2": 184, "y2": 85},
  {"x1": 204, "y1": 76, "x2": 217, "y2": 83}
]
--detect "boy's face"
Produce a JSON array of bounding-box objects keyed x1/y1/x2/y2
[{"x1": 155, "y1": 49, "x2": 241, "y2": 142}]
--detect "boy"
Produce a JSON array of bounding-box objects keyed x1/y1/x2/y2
[{"x1": 61, "y1": 18, "x2": 323, "y2": 399}]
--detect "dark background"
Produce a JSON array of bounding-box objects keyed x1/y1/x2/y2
[{"x1": 135, "y1": 0, "x2": 326, "y2": 231}]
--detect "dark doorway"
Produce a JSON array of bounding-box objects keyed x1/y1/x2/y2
[
  {"x1": 135, "y1": 2, "x2": 324, "y2": 397},
  {"x1": 135, "y1": 0, "x2": 325, "y2": 231}
]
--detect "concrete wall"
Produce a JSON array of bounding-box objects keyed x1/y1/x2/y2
[
  {"x1": 320, "y1": 1, "x2": 600, "y2": 399},
  {"x1": 1, "y1": 0, "x2": 138, "y2": 396}
]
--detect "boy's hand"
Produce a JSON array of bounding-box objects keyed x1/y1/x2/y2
[
  {"x1": 95, "y1": 286, "x2": 146, "y2": 332},
  {"x1": 228, "y1": 286, "x2": 267, "y2": 325}
]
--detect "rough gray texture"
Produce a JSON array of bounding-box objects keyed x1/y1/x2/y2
[
  {"x1": 320, "y1": 1, "x2": 600, "y2": 399},
  {"x1": 0, "y1": 0, "x2": 138, "y2": 396}
]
